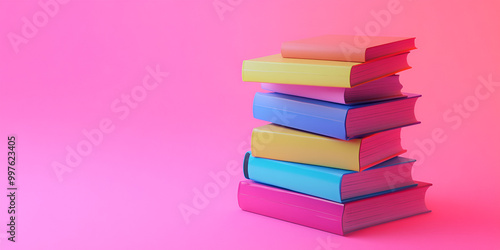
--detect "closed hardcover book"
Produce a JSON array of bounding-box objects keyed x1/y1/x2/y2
[
  {"x1": 242, "y1": 53, "x2": 410, "y2": 88},
  {"x1": 281, "y1": 35, "x2": 416, "y2": 62},
  {"x1": 238, "y1": 180, "x2": 431, "y2": 235},
  {"x1": 253, "y1": 92, "x2": 420, "y2": 140},
  {"x1": 251, "y1": 124, "x2": 404, "y2": 171},
  {"x1": 244, "y1": 152, "x2": 416, "y2": 202},
  {"x1": 261, "y1": 75, "x2": 404, "y2": 104}
]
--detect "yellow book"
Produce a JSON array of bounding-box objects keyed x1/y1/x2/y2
[
  {"x1": 242, "y1": 53, "x2": 410, "y2": 88},
  {"x1": 251, "y1": 124, "x2": 405, "y2": 171}
]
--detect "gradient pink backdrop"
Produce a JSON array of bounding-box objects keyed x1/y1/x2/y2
[{"x1": 0, "y1": 0, "x2": 499, "y2": 249}]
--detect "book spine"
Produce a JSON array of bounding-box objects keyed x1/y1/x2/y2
[
  {"x1": 237, "y1": 180, "x2": 345, "y2": 235},
  {"x1": 261, "y1": 83, "x2": 348, "y2": 104},
  {"x1": 252, "y1": 92, "x2": 350, "y2": 140},
  {"x1": 242, "y1": 57, "x2": 353, "y2": 87},
  {"x1": 251, "y1": 124, "x2": 361, "y2": 171},
  {"x1": 244, "y1": 152, "x2": 345, "y2": 202},
  {"x1": 281, "y1": 41, "x2": 366, "y2": 62}
]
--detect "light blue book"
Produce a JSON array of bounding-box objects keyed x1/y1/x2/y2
[{"x1": 243, "y1": 152, "x2": 416, "y2": 203}]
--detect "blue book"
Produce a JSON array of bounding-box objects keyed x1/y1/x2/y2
[
  {"x1": 253, "y1": 92, "x2": 420, "y2": 140},
  {"x1": 243, "y1": 152, "x2": 417, "y2": 203}
]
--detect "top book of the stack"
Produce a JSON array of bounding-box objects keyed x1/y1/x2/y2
[{"x1": 281, "y1": 35, "x2": 416, "y2": 62}]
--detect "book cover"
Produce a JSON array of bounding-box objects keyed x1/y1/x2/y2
[
  {"x1": 244, "y1": 152, "x2": 416, "y2": 202},
  {"x1": 281, "y1": 35, "x2": 416, "y2": 62},
  {"x1": 251, "y1": 124, "x2": 405, "y2": 171},
  {"x1": 242, "y1": 52, "x2": 410, "y2": 88},
  {"x1": 260, "y1": 75, "x2": 404, "y2": 104},
  {"x1": 253, "y1": 92, "x2": 420, "y2": 140},
  {"x1": 238, "y1": 180, "x2": 431, "y2": 235}
]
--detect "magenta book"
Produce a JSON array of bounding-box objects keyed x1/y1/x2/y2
[
  {"x1": 261, "y1": 75, "x2": 404, "y2": 104},
  {"x1": 238, "y1": 180, "x2": 431, "y2": 235}
]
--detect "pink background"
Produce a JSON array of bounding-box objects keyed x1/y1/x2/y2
[{"x1": 1, "y1": 0, "x2": 499, "y2": 249}]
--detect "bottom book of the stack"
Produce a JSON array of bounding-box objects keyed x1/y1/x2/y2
[{"x1": 238, "y1": 180, "x2": 431, "y2": 235}]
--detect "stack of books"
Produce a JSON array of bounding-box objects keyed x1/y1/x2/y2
[{"x1": 238, "y1": 35, "x2": 432, "y2": 235}]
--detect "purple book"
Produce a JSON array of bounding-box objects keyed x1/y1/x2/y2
[{"x1": 261, "y1": 75, "x2": 404, "y2": 104}]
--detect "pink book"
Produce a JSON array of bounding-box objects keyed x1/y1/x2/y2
[
  {"x1": 261, "y1": 75, "x2": 404, "y2": 104},
  {"x1": 238, "y1": 180, "x2": 431, "y2": 235},
  {"x1": 281, "y1": 35, "x2": 416, "y2": 62}
]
